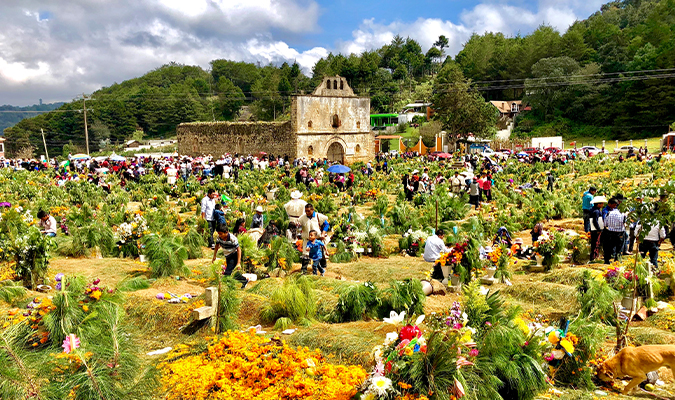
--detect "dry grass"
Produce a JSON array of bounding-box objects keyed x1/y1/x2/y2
[
  {"x1": 124, "y1": 294, "x2": 208, "y2": 350},
  {"x1": 49, "y1": 256, "x2": 144, "y2": 287},
  {"x1": 286, "y1": 321, "x2": 391, "y2": 367},
  {"x1": 329, "y1": 255, "x2": 430, "y2": 284},
  {"x1": 502, "y1": 281, "x2": 580, "y2": 316},
  {"x1": 237, "y1": 292, "x2": 271, "y2": 328},
  {"x1": 628, "y1": 327, "x2": 675, "y2": 346},
  {"x1": 540, "y1": 267, "x2": 592, "y2": 286}
]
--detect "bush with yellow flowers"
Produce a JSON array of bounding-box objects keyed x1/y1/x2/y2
[{"x1": 160, "y1": 330, "x2": 367, "y2": 400}]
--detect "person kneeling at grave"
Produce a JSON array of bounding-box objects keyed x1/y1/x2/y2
[
  {"x1": 212, "y1": 224, "x2": 249, "y2": 289},
  {"x1": 424, "y1": 230, "x2": 450, "y2": 281}
]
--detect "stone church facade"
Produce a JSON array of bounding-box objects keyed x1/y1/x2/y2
[{"x1": 177, "y1": 76, "x2": 373, "y2": 164}]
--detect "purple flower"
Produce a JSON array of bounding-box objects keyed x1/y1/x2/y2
[
  {"x1": 55, "y1": 282, "x2": 62, "y2": 291},
  {"x1": 156, "y1": 293, "x2": 164, "y2": 300},
  {"x1": 55, "y1": 273, "x2": 64, "y2": 282}
]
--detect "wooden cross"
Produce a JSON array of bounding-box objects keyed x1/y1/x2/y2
[{"x1": 192, "y1": 287, "x2": 218, "y2": 320}]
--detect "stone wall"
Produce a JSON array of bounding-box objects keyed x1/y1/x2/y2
[
  {"x1": 292, "y1": 95, "x2": 371, "y2": 135},
  {"x1": 177, "y1": 121, "x2": 296, "y2": 158},
  {"x1": 296, "y1": 132, "x2": 374, "y2": 164}
]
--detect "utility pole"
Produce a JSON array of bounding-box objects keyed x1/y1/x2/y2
[
  {"x1": 41, "y1": 129, "x2": 49, "y2": 161},
  {"x1": 82, "y1": 93, "x2": 90, "y2": 155}
]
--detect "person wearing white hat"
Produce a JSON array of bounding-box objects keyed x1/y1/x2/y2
[
  {"x1": 251, "y1": 205, "x2": 264, "y2": 229},
  {"x1": 284, "y1": 190, "x2": 307, "y2": 225},
  {"x1": 589, "y1": 195, "x2": 607, "y2": 262}
]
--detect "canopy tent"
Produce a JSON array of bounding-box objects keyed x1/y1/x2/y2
[
  {"x1": 71, "y1": 154, "x2": 90, "y2": 160},
  {"x1": 109, "y1": 153, "x2": 126, "y2": 162}
]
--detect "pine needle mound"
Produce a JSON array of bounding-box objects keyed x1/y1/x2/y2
[
  {"x1": 259, "y1": 275, "x2": 316, "y2": 324},
  {"x1": 117, "y1": 276, "x2": 152, "y2": 292}
]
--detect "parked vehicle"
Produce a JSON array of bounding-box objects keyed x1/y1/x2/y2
[
  {"x1": 497, "y1": 149, "x2": 512, "y2": 155},
  {"x1": 543, "y1": 147, "x2": 561, "y2": 153},
  {"x1": 579, "y1": 146, "x2": 607, "y2": 156},
  {"x1": 523, "y1": 147, "x2": 539, "y2": 154},
  {"x1": 614, "y1": 145, "x2": 639, "y2": 154},
  {"x1": 481, "y1": 147, "x2": 508, "y2": 160}
]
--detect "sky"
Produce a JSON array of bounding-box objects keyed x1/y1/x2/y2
[{"x1": 0, "y1": 0, "x2": 607, "y2": 106}]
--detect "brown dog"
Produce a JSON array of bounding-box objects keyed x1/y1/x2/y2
[{"x1": 597, "y1": 345, "x2": 675, "y2": 394}]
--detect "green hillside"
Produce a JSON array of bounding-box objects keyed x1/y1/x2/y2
[{"x1": 4, "y1": 0, "x2": 675, "y2": 158}]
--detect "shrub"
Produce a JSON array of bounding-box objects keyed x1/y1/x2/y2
[
  {"x1": 260, "y1": 275, "x2": 316, "y2": 325},
  {"x1": 142, "y1": 234, "x2": 189, "y2": 278},
  {"x1": 8, "y1": 226, "x2": 55, "y2": 289},
  {"x1": 181, "y1": 226, "x2": 203, "y2": 259},
  {"x1": 380, "y1": 279, "x2": 425, "y2": 318},
  {"x1": 331, "y1": 282, "x2": 380, "y2": 322}
]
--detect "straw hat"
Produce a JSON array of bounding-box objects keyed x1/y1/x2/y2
[
  {"x1": 412, "y1": 169, "x2": 419, "y2": 174},
  {"x1": 514, "y1": 238, "x2": 524, "y2": 244},
  {"x1": 255, "y1": 206, "x2": 264, "y2": 213},
  {"x1": 591, "y1": 195, "x2": 608, "y2": 204},
  {"x1": 290, "y1": 190, "x2": 303, "y2": 199}
]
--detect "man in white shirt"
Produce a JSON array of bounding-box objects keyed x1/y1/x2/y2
[
  {"x1": 37, "y1": 210, "x2": 57, "y2": 237},
  {"x1": 284, "y1": 190, "x2": 308, "y2": 225},
  {"x1": 450, "y1": 172, "x2": 463, "y2": 194},
  {"x1": 637, "y1": 221, "x2": 667, "y2": 268},
  {"x1": 297, "y1": 203, "x2": 329, "y2": 274},
  {"x1": 423, "y1": 229, "x2": 449, "y2": 263},
  {"x1": 201, "y1": 189, "x2": 217, "y2": 249}
]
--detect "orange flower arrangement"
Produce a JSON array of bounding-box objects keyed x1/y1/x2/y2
[{"x1": 160, "y1": 331, "x2": 367, "y2": 400}]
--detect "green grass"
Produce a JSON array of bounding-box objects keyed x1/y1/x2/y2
[{"x1": 565, "y1": 136, "x2": 662, "y2": 152}]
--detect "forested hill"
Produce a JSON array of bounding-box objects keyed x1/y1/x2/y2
[
  {"x1": 455, "y1": 0, "x2": 675, "y2": 138},
  {"x1": 0, "y1": 103, "x2": 65, "y2": 134},
  {"x1": 4, "y1": 0, "x2": 675, "y2": 158}
]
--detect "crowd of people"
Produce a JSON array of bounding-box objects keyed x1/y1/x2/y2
[
  {"x1": 9, "y1": 143, "x2": 675, "y2": 282},
  {"x1": 583, "y1": 187, "x2": 671, "y2": 268}
]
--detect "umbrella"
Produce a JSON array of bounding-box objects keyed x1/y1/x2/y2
[
  {"x1": 71, "y1": 154, "x2": 90, "y2": 160},
  {"x1": 110, "y1": 153, "x2": 126, "y2": 162},
  {"x1": 436, "y1": 152, "x2": 452, "y2": 159},
  {"x1": 516, "y1": 152, "x2": 528, "y2": 157},
  {"x1": 327, "y1": 164, "x2": 351, "y2": 173}
]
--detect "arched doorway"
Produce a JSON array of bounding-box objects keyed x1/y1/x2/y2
[{"x1": 326, "y1": 142, "x2": 344, "y2": 164}]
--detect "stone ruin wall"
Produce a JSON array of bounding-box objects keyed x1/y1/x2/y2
[
  {"x1": 291, "y1": 94, "x2": 374, "y2": 164},
  {"x1": 176, "y1": 121, "x2": 296, "y2": 158}
]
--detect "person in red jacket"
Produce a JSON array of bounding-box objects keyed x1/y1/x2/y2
[{"x1": 483, "y1": 174, "x2": 493, "y2": 202}]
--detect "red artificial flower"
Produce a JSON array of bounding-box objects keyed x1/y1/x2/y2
[{"x1": 399, "y1": 325, "x2": 421, "y2": 341}]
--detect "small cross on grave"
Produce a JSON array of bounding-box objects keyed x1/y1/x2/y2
[{"x1": 193, "y1": 287, "x2": 218, "y2": 320}]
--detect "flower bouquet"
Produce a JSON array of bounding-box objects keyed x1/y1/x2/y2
[
  {"x1": 435, "y1": 242, "x2": 469, "y2": 284},
  {"x1": 361, "y1": 311, "x2": 472, "y2": 399},
  {"x1": 115, "y1": 212, "x2": 149, "y2": 258},
  {"x1": 532, "y1": 231, "x2": 566, "y2": 270}
]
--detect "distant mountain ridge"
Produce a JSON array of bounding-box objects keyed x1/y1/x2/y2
[{"x1": 0, "y1": 102, "x2": 66, "y2": 133}]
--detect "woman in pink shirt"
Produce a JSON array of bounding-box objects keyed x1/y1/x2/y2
[{"x1": 483, "y1": 174, "x2": 493, "y2": 202}]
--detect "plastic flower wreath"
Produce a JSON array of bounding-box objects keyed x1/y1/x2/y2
[{"x1": 62, "y1": 334, "x2": 80, "y2": 354}]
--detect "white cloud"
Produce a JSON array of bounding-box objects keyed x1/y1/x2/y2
[
  {"x1": 338, "y1": 0, "x2": 595, "y2": 58},
  {"x1": 0, "y1": 0, "x2": 603, "y2": 106},
  {"x1": 0, "y1": 0, "x2": 323, "y2": 105}
]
